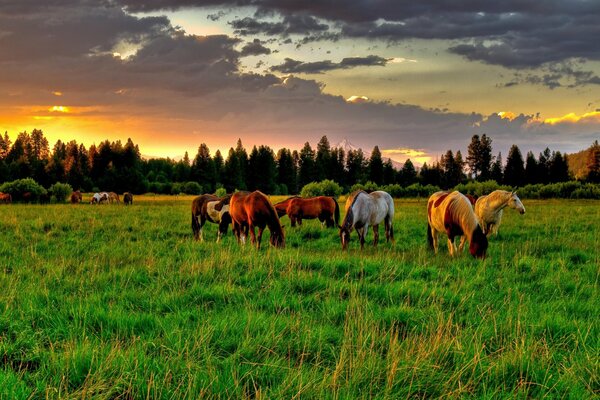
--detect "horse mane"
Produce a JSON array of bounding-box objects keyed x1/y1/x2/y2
[
  {"x1": 341, "y1": 190, "x2": 366, "y2": 229},
  {"x1": 448, "y1": 192, "x2": 480, "y2": 238}
]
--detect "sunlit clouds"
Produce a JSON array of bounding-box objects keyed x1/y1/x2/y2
[
  {"x1": 543, "y1": 111, "x2": 600, "y2": 125},
  {"x1": 381, "y1": 148, "x2": 433, "y2": 165}
]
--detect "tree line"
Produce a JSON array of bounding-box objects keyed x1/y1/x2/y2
[{"x1": 0, "y1": 129, "x2": 599, "y2": 195}]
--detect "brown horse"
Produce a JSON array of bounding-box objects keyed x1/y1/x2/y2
[
  {"x1": 274, "y1": 196, "x2": 299, "y2": 217},
  {"x1": 191, "y1": 194, "x2": 232, "y2": 242},
  {"x1": 229, "y1": 191, "x2": 284, "y2": 249},
  {"x1": 123, "y1": 192, "x2": 133, "y2": 205},
  {"x1": 427, "y1": 191, "x2": 487, "y2": 259},
  {"x1": 285, "y1": 196, "x2": 340, "y2": 227},
  {"x1": 70, "y1": 191, "x2": 82, "y2": 204},
  {"x1": 0, "y1": 192, "x2": 11, "y2": 204},
  {"x1": 108, "y1": 192, "x2": 120, "y2": 204}
]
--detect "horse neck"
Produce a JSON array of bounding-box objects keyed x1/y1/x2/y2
[
  {"x1": 453, "y1": 199, "x2": 479, "y2": 240},
  {"x1": 488, "y1": 192, "x2": 510, "y2": 212}
]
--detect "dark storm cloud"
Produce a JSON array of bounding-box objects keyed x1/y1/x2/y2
[
  {"x1": 117, "y1": 0, "x2": 600, "y2": 70},
  {"x1": 501, "y1": 62, "x2": 600, "y2": 89},
  {"x1": 240, "y1": 39, "x2": 272, "y2": 56},
  {"x1": 270, "y1": 55, "x2": 391, "y2": 74}
]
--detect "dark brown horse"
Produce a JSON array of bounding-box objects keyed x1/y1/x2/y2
[
  {"x1": 284, "y1": 196, "x2": 340, "y2": 227},
  {"x1": 70, "y1": 191, "x2": 82, "y2": 204},
  {"x1": 191, "y1": 194, "x2": 232, "y2": 242},
  {"x1": 0, "y1": 192, "x2": 11, "y2": 204},
  {"x1": 274, "y1": 196, "x2": 299, "y2": 217},
  {"x1": 229, "y1": 191, "x2": 284, "y2": 249},
  {"x1": 123, "y1": 192, "x2": 133, "y2": 205}
]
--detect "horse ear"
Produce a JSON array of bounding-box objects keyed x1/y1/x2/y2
[{"x1": 512, "y1": 186, "x2": 517, "y2": 194}]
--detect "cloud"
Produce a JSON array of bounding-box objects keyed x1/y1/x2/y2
[
  {"x1": 240, "y1": 39, "x2": 271, "y2": 57},
  {"x1": 229, "y1": 15, "x2": 329, "y2": 37},
  {"x1": 270, "y1": 55, "x2": 391, "y2": 74}
]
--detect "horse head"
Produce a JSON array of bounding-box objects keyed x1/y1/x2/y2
[
  {"x1": 270, "y1": 228, "x2": 285, "y2": 248},
  {"x1": 469, "y1": 225, "x2": 488, "y2": 259},
  {"x1": 339, "y1": 223, "x2": 353, "y2": 250},
  {"x1": 508, "y1": 190, "x2": 526, "y2": 214}
]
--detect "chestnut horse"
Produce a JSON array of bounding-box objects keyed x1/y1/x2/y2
[
  {"x1": 108, "y1": 192, "x2": 120, "y2": 204},
  {"x1": 339, "y1": 190, "x2": 395, "y2": 250},
  {"x1": 70, "y1": 191, "x2": 82, "y2": 204},
  {"x1": 274, "y1": 196, "x2": 299, "y2": 217},
  {"x1": 123, "y1": 192, "x2": 133, "y2": 205},
  {"x1": 229, "y1": 191, "x2": 284, "y2": 249},
  {"x1": 0, "y1": 192, "x2": 11, "y2": 204},
  {"x1": 191, "y1": 194, "x2": 232, "y2": 242},
  {"x1": 283, "y1": 196, "x2": 340, "y2": 227},
  {"x1": 427, "y1": 191, "x2": 487, "y2": 259}
]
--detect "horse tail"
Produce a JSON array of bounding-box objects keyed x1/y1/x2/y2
[
  {"x1": 333, "y1": 197, "x2": 340, "y2": 227},
  {"x1": 191, "y1": 211, "x2": 201, "y2": 241},
  {"x1": 427, "y1": 222, "x2": 434, "y2": 249}
]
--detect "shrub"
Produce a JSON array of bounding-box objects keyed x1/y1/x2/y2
[
  {"x1": 0, "y1": 178, "x2": 47, "y2": 202},
  {"x1": 300, "y1": 180, "x2": 343, "y2": 198},
  {"x1": 215, "y1": 187, "x2": 227, "y2": 197},
  {"x1": 183, "y1": 181, "x2": 203, "y2": 195},
  {"x1": 454, "y1": 180, "x2": 509, "y2": 197},
  {"x1": 49, "y1": 182, "x2": 73, "y2": 203},
  {"x1": 171, "y1": 182, "x2": 184, "y2": 195},
  {"x1": 380, "y1": 184, "x2": 405, "y2": 198},
  {"x1": 350, "y1": 181, "x2": 379, "y2": 193}
]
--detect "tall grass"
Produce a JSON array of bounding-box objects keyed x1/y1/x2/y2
[{"x1": 0, "y1": 196, "x2": 598, "y2": 398}]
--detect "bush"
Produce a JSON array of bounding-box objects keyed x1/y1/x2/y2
[
  {"x1": 183, "y1": 181, "x2": 203, "y2": 195},
  {"x1": 0, "y1": 178, "x2": 47, "y2": 202},
  {"x1": 171, "y1": 182, "x2": 184, "y2": 195},
  {"x1": 49, "y1": 182, "x2": 73, "y2": 203},
  {"x1": 300, "y1": 180, "x2": 343, "y2": 198},
  {"x1": 350, "y1": 181, "x2": 379, "y2": 193},
  {"x1": 215, "y1": 187, "x2": 227, "y2": 197},
  {"x1": 380, "y1": 184, "x2": 405, "y2": 198},
  {"x1": 454, "y1": 180, "x2": 510, "y2": 197}
]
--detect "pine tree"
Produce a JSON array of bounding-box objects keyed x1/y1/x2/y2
[
  {"x1": 346, "y1": 149, "x2": 366, "y2": 185},
  {"x1": 504, "y1": 145, "x2": 525, "y2": 186},
  {"x1": 586, "y1": 140, "x2": 600, "y2": 182},
  {"x1": 398, "y1": 159, "x2": 417, "y2": 186},
  {"x1": 368, "y1": 146, "x2": 384, "y2": 184},
  {"x1": 549, "y1": 151, "x2": 570, "y2": 182},
  {"x1": 298, "y1": 142, "x2": 315, "y2": 189},
  {"x1": 537, "y1": 147, "x2": 551, "y2": 184},
  {"x1": 213, "y1": 150, "x2": 224, "y2": 185},
  {"x1": 315, "y1": 135, "x2": 331, "y2": 181},
  {"x1": 490, "y1": 152, "x2": 503, "y2": 183},
  {"x1": 224, "y1": 148, "x2": 245, "y2": 191},
  {"x1": 525, "y1": 151, "x2": 538, "y2": 184},
  {"x1": 191, "y1": 143, "x2": 216, "y2": 192},
  {"x1": 466, "y1": 134, "x2": 493, "y2": 180},
  {"x1": 0, "y1": 132, "x2": 11, "y2": 160},
  {"x1": 382, "y1": 159, "x2": 395, "y2": 185},
  {"x1": 276, "y1": 148, "x2": 296, "y2": 195}
]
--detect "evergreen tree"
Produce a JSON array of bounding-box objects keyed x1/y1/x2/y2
[
  {"x1": 382, "y1": 159, "x2": 395, "y2": 185},
  {"x1": 224, "y1": 148, "x2": 245, "y2": 191},
  {"x1": 315, "y1": 135, "x2": 331, "y2": 181},
  {"x1": 368, "y1": 146, "x2": 384, "y2": 184},
  {"x1": 235, "y1": 139, "x2": 248, "y2": 187},
  {"x1": 276, "y1": 148, "x2": 296, "y2": 195},
  {"x1": 490, "y1": 152, "x2": 503, "y2": 183},
  {"x1": 330, "y1": 147, "x2": 346, "y2": 187},
  {"x1": 440, "y1": 150, "x2": 463, "y2": 188},
  {"x1": 0, "y1": 132, "x2": 11, "y2": 160},
  {"x1": 586, "y1": 140, "x2": 600, "y2": 182},
  {"x1": 537, "y1": 147, "x2": 551, "y2": 184},
  {"x1": 524, "y1": 151, "x2": 538, "y2": 184},
  {"x1": 549, "y1": 151, "x2": 570, "y2": 183},
  {"x1": 504, "y1": 145, "x2": 525, "y2": 186},
  {"x1": 419, "y1": 161, "x2": 443, "y2": 186},
  {"x1": 397, "y1": 159, "x2": 417, "y2": 186},
  {"x1": 174, "y1": 151, "x2": 191, "y2": 182},
  {"x1": 346, "y1": 149, "x2": 366, "y2": 185},
  {"x1": 191, "y1": 143, "x2": 216, "y2": 192},
  {"x1": 46, "y1": 140, "x2": 67, "y2": 183},
  {"x1": 298, "y1": 142, "x2": 315, "y2": 189},
  {"x1": 213, "y1": 150, "x2": 224, "y2": 185},
  {"x1": 466, "y1": 134, "x2": 493, "y2": 180},
  {"x1": 248, "y1": 145, "x2": 277, "y2": 193}
]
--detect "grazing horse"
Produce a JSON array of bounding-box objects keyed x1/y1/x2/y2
[
  {"x1": 70, "y1": 191, "x2": 82, "y2": 204},
  {"x1": 123, "y1": 192, "x2": 133, "y2": 205},
  {"x1": 90, "y1": 192, "x2": 109, "y2": 204},
  {"x1": 427, "y1": 191, "x2": 488, "y2": 259},
  {"x1": 229, "y1": 191, "x2": 284, "y2": 249},
  {"x1": 108, "y1": 192, "x2": 120, "y2": 204},
  {"x1": 339, "y1": 190, "x2": 394, "y2": 250},
  {"x1": 475, "y1": 189, "x2": 525, "y2": 237},
  {"x1": 0, "y1": 192, "x2": 11, "y2": 204},
  {"x1": 285, "y1": 196, "x2": 340, "y2": 227},
  {"x1": 191, "y1": 194, "x2": 232, "y2": 242},
  {"x1": 274, "y1": 196, "x2": 299, "y2": 218}
]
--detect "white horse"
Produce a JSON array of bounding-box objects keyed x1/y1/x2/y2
[
  {"x1": 90, "y1": 192, "x2": 109, "y2": 204},
  {"x1": 339, "y1": 190, "x2": 395, "y2": 250},
  {"x1": 475, "y1": 189, "x2": 525, "y2": 236}
]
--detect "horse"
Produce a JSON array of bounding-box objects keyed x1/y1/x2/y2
[
  {"x1": 274, "y1": 196, "x2": 299, "y2": 218},
  {"x1": 427, "y1": 191, "x2": 488, "y2": 259},
  {"x1": 70, "y1": 191, "x2": 82, "y2": 204},
  {"x1": 191, "y1": 194, "x2": 232, "y2": 242},
  {"x1": 108, "y1": 192, "x2": 120, "y2": 204},
  {"x1": 123, "y1": 192, "x2": 133, "y2": 205},
  {"x1": 339, "y1": 190, "x2": 394, "y2": 250},
  {"x1": 0, "y1": 192, "x2": 11, "y2": 204},
  {"x1": 90, "y1": 192, "x2": 109, "y2": 204},
  {"x1": 228, "y1": 191, "x2": 284, "y2": 249},
  {"x1": 465, "y1": 194, "x2": 478, "y2": 207},
  {"x1": 475, "y1": 189, "x2": 525, "y2": 237},
  {"x1": 284, "y1": 196, "x2": 340, "y2": 227}
]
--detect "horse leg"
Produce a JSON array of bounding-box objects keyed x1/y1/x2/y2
[
  {"x1": 241, "y1": 224, "x2": 249, "y2": 245},
  {"x1": 290, "y1": 215, "x2": 296, "y2": 228},
  {"x1": 447, "y1": 237, "x2": 456, "y2": 257},
  {"x1": 257, "y1": 226, "x2": 264, "y2": 249},
  {"x1": 298, "y1": 217, "x2": 302, "y2": 226},
  {"x1": 372, "y1": 224, "x2": 379, "y2": 247},
  {"x1": 458, "y1": 236, "x2": 466, "y2": 252},
  {"x1": 249, "y1": 224, "x2": 258, "y2": 249},
  {"x1": 385, "y1": 216, "x2": 394, "y2": 243},
  {"x1": 199, "y1": 216, "x2": 206, "y2": 242},
  {"x1": 359, "y1": 224, "x2": 368, "y2": 250}
]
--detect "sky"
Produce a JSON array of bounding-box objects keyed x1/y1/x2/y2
[{"x1": 1, "y1": 0, "x2": 599, "y2": 164}]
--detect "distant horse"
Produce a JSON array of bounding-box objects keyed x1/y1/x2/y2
[
  {"x1": 90, "y1": 192, "x2": 109, "y2": 204},
  {"x1": 70, "y1": 191, "x2": 82, "y2": 204},
  {"x1": 427, "y1": 191, "x2": 487, "y2": 259},
  {"x1": 475, "y1": 189, "x2": 525, "y2": 237},
  {"x1": 0, "y1": 192, "x2": 11, "y2": 204},
  {"x1": 108, "y1": 192, "x2": 120, "y2": 204},
  {"x1": 229, "y1": 191, "x2": 284, "y2": 249},
  {"x1": 191, "y1": 194, "x2": 232, "y2": 242},
  {"x1": 339, "y1": 190, "x2": 394, "y2": 250},
  {"x1": 274, "y1": 196, "x2": 299, "y2": 218},
  {"x1": 284, "y1": 196, "x2": 340, "y2": 227},
  {"x1": 123, "y1": 192, "x2": 133, "y2": 205}
]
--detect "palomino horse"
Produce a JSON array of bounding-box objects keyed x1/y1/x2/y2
[
  {"x1": 108, "y1": 192, "x2": 120, "y2": 204},
  {"x1": 280, "y1": 196, "x2": 340, "y2": 228},
  {"x1": 427, "y1": 191, "x2": 488, "y2": 259},
  {"x1": 0, "y1": 192, "x2": 11, "y2": 204},
  {"x1": 70, "y1": 191, "x2": 82, "y2": 204},
  {"x1": 339, "y1": 190, "x2": 394, "y2": 250},
  {"x1": 274, "y1": 196, "x2": 299, "y2": 217},
  {"x1": 475, "y1": 189, "x2": 525, "y2": 236},
  {"x1": 90, "y1": 192, "x2": 109, "y2": 204},
  {"x1": 191, "y1": 194, "x2": 232, "y2": 242},
  {"x1": 123, "y1": 192, "x2": 133, "y2": 205},
  {"x1": 229, "y1": 191, "x2": 284, "y2": 249}
]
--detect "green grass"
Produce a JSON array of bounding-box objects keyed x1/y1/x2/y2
[{"x1": 0, "y1": 196, "x2": 598, "y2": 399}]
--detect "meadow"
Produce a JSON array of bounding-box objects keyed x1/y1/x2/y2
[{"x1": 0, "y1": 195, "x2": 598, "y2": 399}]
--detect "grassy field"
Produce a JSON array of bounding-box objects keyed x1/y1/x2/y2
[{"x1": 0, "y1": 195, "x2": 598, "y2": 399}]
